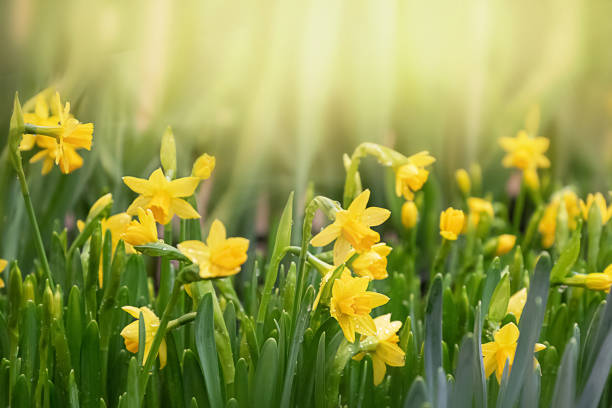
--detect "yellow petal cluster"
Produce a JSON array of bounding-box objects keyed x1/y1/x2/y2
[
  {"x1": 330, "y1": 272, "x2": 389, "y2": 343},
  {"x1": 192, "y1": 153, "x2": 216, "y2": 179},
  {"x1": 0, "y1": 259, "x2": 7, "y2": 288},
  {"x1": 310, "y1": 189, "x2": 390, "y2": 263},
  {"x1": 123, "y1": 168, "x2": 200, "y2": 225},
  {"x1": 394, "y1": 151, "x2": 436, "y2": 200},
  {"x1": 538, "y1": 190, "x2": 580, "y2": 248},
  {"x1": 178, "y1": 219, "x2": 249, "y2": 279},
  {"x1": 495, "y1": 234, "x2": 517, "y2": 256},
  {"x1": 482, "y1": 322, "x2": 545, "y2": 383},
  {"x1": 506, "y1": 288, "x2": 527, "y2": 322},
  {"x1": 353, "y1": 314, "x2": 405, "y2": 385},
  {"x1": 401, "y1": 201, "x2": 418, "y2": 229},
  {"x1": 24, "y1": 92, "x2": 94, "y2": 175},
  {"x1": 352, "y1": 243, "x2": 392, "y2": 280},
  {"x1": 120, "y1": 306, "x2": 167, "y2": 369},
  {"x1": 123, "y1": 208, "x2": 159, "y2": 247},
  {"x1": 439, "y1": 207, "x2": 465, "y2": 241},
  {"x1": 499, "y1": 130, "x2": 550, "y2": 172},
  {"x1": 467, "y1": 197, "x2": 494, "y2": 228},
  {"x1": 580, "y1": 193, "x2": 612, "y2": 224}
]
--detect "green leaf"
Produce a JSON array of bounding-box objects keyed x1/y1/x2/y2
[
  {"x1": 66, "y1": 286, "x2": 83, "y2": 380},
  {"x1": 480, "y1": 258, "x2": 501, "y2": 319},
  {"x1": 551, "y1": 336, "x2": 578, "y2": 408},
  {"x1": 314, "y1": 333, "x2": 326, "y2": 408},
  {"x1": 587, "y1": 204, "x2": 602, "y2": 272},
  {"x1": 576, "y1": 323, "x2": 612, "y2": 408},
  {"x1": 315, "y1": 264, "x2": 345, "y2": 309},
  {"x1": 488, "y1": 270, "x2": 510, "y2": 322},
  {"x1": 19, "y1": 300, "x2": 38, "y2": 381},
  {"x1": 162, "y1": 334, "x2": 185, "y2": 408},
  {"x1": 12, "y1": 374, "x2": 31, "y2": 408},
  {"x1": 403, "y1": 376, "x2": 428, "y2": 408},
  {"x1": 195, "y1": 293, "x2": 224, "y2": 408},
  {"x1": 234, "y1": 358, "x2": 249, "y2": 408},
  {"x1": 68, "y1": 370, "x2": 80, "y2": 408},
  {"x1": 127, "y1": 357, "x2": 140, "y2": 408},
  {"x1": 80, "y1": 321, "x2": 101, "y2": 408},
  {"x1": 452, "y1": 334, "x2": 475, "y2": 408},
  {"x1": 424, "y1": 274, "x2": 443, "y2": 401},
  {"x1": 550, "y1": 224, "x2": 581, "y2": 283},
  {"x1": 50, "y1": 231, "x2": 67, "y2": 292},
  {"x1": 252, "y1": 338, "x2": 279, "y2": 408},
  {"x1": 134, "y1": 242, "x2": 190, "y2": 262},
  {"x1": 182, "y1": 350, "x2": 208, "y2": 408}
]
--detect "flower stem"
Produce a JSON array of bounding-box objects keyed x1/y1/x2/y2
[
  {"x1": 167, "y1": 312, "x2": 196, "y2": 331},
  {"x1": 326, "y1": 339, "x2": 357, "y2": 408}
]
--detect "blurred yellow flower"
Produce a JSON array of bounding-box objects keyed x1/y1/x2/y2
[
  {"x1": 123, "y1": 208, "x2": 158, "y2": 247},
  {"x1": 123, "y1": 168, "x2": 200, "y2": 225},
  {"x1": 352, "y1": 243, "x2": 392, "y2": 280},
  {"x1": 584, "y1": 265, "x2": 612, "y2": 292},
  {"x1": 499, "y1": 130, "x2": 550, "y2": 172},
  {"x1": 310, "y1": 189, "x2": 390, "y2": 263},
  {"x1": 353, "y1": 314, "x2": 405, "y2": 385},
  {"x1": 455, "y1": 168, "x2": 471, "y2": 195},
  {"x1": 439, "y1": 207, "x2": 465, "y2": 241},
  {"x1": 538, "y1": 201, "x2": 558, "y2": 248},
  {"x1": 507, "y1": 288, "x2": 527, "y2": 322},
  {"x1": 482, "y1": 322, "x2": 545, "y2": 383},
  {"x1": 467, "y1": 197, "x2": 494, "y2": 228},
  {"x1": 330, "y1": 271, "x2": 389, "y2": 343},
  {"x1": 178, "y1": 219, "x2": 249, "y2": 279},
  {"x1": 394, "y1": 151, "x2": 436, "y2": 200},
  {"x1": 192, "y1": 153, "x2": 216, "y2": 179},
  {"x1": 401, "y1": 201, "x2": 418, "y2": 229},
  {"x1": 580, "y1": 193, "x2": 612, "y2": 224},
  {"x1": 120, "y1": 306, "x2": 166, "y2": 369},
  {"x1": 562, "y1": 190, "x2": 581, "y2": 230},
  {"x1": 88, "y1": 193, "x2": 113, "y2": 219},
  {"x1": 0, "y1": 259, "x2": 6, "y2": 288},
  {"x1": 495, "y1": 234, "x2": 517, "y2": 256}
]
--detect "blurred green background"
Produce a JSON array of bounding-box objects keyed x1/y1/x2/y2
[{"x1": 1, "y1": 0, "x2": 612, "y2": 262}]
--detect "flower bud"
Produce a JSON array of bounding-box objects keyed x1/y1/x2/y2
[
  {"x1": 401, "y1": 201, "x2": 418, "y2": 229},
  {"x1": 192, "y1": 153, "x2": 216, "y2": 179},
  {"x1": 455, "y1": 169, "x2": 471, "y2": 196},
  {"x1": 439, "y1": 207, "x2": 465, "y2": 241},
  {"x1": 585, "y1": 273, "x2": 612, "y2": 292},
  {"x1": 160, "y1": 126, "x2": 177, "y2": 179},
  {"x1": 495, "y1": 234, "x2": 517, "y2": 256},
  {"x1": 8, "y1": 93, "x2": 25, "y2": 173}
]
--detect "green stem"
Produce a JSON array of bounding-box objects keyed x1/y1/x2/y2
[
  {"x1": 326, "y1": 340, "x2": 358, "y2": 408},
  {"x1": 14, "y1": 157, "x2": 53, "y2": 286},
  {"x1": 512, "y1": 182, "x2": 526, "y2": 233},
  {"x1": 167, "y1": 312, "x2": 196, "y2": 331},
  {"x1": 431, "y1": 239, "x2": 451, "y2": 277}
]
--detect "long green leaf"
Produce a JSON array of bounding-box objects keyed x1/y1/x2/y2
[
  {"x1": 195, "y1": 293, "x2": 224, "y2": 408},
  {"x1": 252, "y1": 338, "x2": 279, "y2": 407}
]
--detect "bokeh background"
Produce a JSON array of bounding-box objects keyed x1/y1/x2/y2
[{"x1": 1, "y1": 0, "x2": 612, "y2": 262}]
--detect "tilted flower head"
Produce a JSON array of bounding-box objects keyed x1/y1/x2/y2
[
  {"x1": 580, "y1": 193, "x2": 612, "y2": 225},
  {"x1": 499, "y1": 130, "x2": 550, "y2": 172},
  {"x1": 310, "y1": 189, "x2": 390, "y2": 263},
  {"x1": 192, "y1": 153, "x2": 216, "y2": 179},
  {"x1": 482, "y1": 322, "x2": 546, "y2": 383},
  {"x1": 506, "y1": 288, "x2": 527, "y2": 322},
  {"x1": 123, "y1": 168, "x2": 200, "y2": 225},
  {"x1": 394, "y1": 151, "x2": 436, "y2": 200},
  {"x1": 439, "y1": 207, "x2": 465, "y2": 241},
  {"x1": 330, "y1": 271, "x2": 389, "y2": 343},
  {"x1": 584, "y1": 265, "x2": 612, "y2": 292},
  {"x1": 0, "y1": 259, "x2": 6, "y2": 288},
  {"x1": 352, "y1": 243, "x2": 392, "y2": 280},
  {"x1": 538, "y1": 200, "x2": 559, "y2": 249},
  {"x1": 178, "y1": 219, "x2": 249, "y2": 279},
  {"x1": 120, "y1": 306, "x2": 166, "y2": 369},
  {"x1": 353, "y1": 314, "x2": 405, "y2": 385},
  {"x1": 467, "y1": 197, "x2": 494, "y2": 228},
  {"x1": 495, "y1": 234, "x2": 517, "y2": 256},
  {"x1": 401, "y1": 200, "x2": 418, "y2": 229},
  {"x1": 123, "y1": 208, "x2": 159, "y2": 247}
]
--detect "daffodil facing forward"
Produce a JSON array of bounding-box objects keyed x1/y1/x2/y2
[
  {"x1": 330, "y1": 271, "x2": 389, "y2": 343},
  {"x1": 499, "y1": 130, "x2": 550, "y2": 190},
  {"x1": 311, "y1": 189, "x2": 390, "y2": 263},
  {"x1": 178, "y1": 219, "x2": 249, "y2": 279},
  {"x1": 394, "y1": 151, "x2": 436, "y2": 200},
  {"x1": 353, "y1": 314, "x2": 405, "y2": 385},
  {"x1": 123, "y1": 168, "x2": 200, "y2": 225},
  {"x1": 482, "y1": 322, "x2": 545, "y2": 383},
  {"x1": 439, "y1": 207, "x2": 465, "y2": 241},
  {"x1": 123, "y1": 208, "x2": 159, "y2": 247},
  {"x1": 352, "y1": 243, "x2": 392, "y2": 280},
  {"x1": 120, "y1": 306, "x2": 166, "y2": 369}
]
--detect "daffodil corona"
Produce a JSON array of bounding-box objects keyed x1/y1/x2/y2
[
  {"x1": 123, "y1": 168, "x2": 200, "y2": 225},
  {"x1": 353, "y1": 314, "x2": 405, "y2": 385},
  {"x1": 310, "y1": 189, "x2": 390, "y2": 263},
  {"x1": 178, "y1": 219, "x2": 249, "y2": 279},
  {"x1": 120, "y1": 306, "x2": 166, "y2": 369},
  {"x1": 329, "y1": 271, "x2": 389, "y2": 343}
]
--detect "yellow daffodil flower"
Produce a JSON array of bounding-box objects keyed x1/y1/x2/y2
[
  {"x1": 401, "y1": 201, "x2": 418, "y2": 229},
  {"x1": 482, "y1": 322, "x2": 545, "y2": 383},
  {"x1": 538, "y1": 201, "x2": 558, "y2": 249},
  {"x1": 467, "y1": 197, "x2": 494, "y2": 228},
  {"x1": 580, "y1": 193, "x2": 612, "y2": 225},
  {"x1": 455, "y1": 168, "x2": 471, "y2": 195},
  {"x1": 330, "y1": 271, "x2": 389, "y2": 343},
  {"x1": 495, "y1": 234, "x2": 517, "y2": 256},
  {"x1": 123, "y1": 208, "x2": 158, "y2": 247},
  {"x1": 310, "y1": 189, "x2": 390, "y2": 263},
  {"x1": 0, "y1": 259, "x2": 7, "y2": 288},
  {"x1": 20, "y1": 92, "x2": 58, "y2": 151},
  {"x1": 439, "y1": 207, "x2": 465, "y2": 241},
  {"x1": 178, "y1": 219, "x2": 249, "y2": 279},
  {"x1": 562, "y1": 190, "x2": 581, "y2": 230},
  {"x1": 352, "y1": 243, "x2": 392, "y2": 280},
  {"x1": 394, "y1": 151, "x2": 436, "y2": 200},
  {"x1": 123, "y1": 168, "x2": 200, "y2": 225},
  {"x1": 584, "y1": 265, "x2": 612, "y2": 292},
  {"x1": 120, "y1": 306, "x2": 166, "y2": 369},
  {"x1": 499, "y1": 130, "x2": 550, "y2": 190},
  {"x1": 353, "y1": 314, "x2": 405, "y2": 385},
  {"x1": 192, "y1": 153, "x2": 216, "y2": 179},
  {"x1": 507, "y1": 288, "x2": 527, "y2": 322}
]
